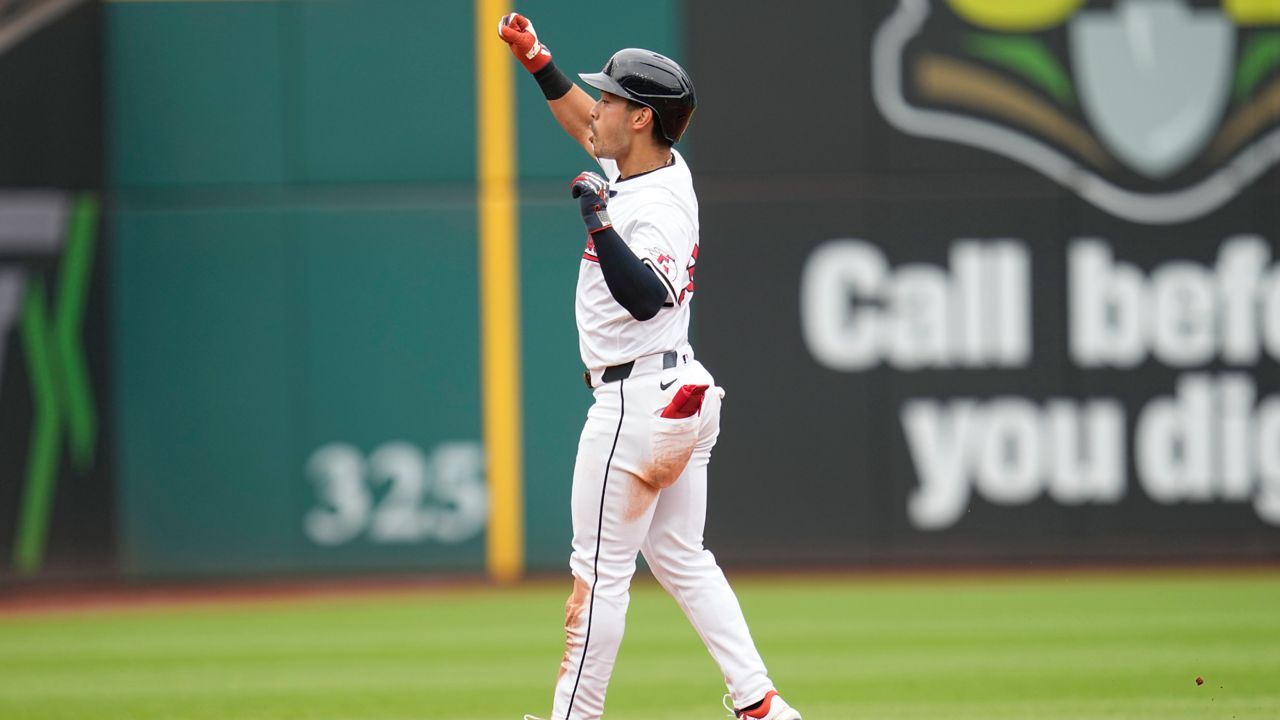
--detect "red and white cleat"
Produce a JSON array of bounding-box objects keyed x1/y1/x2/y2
[{"x1": 723, "y1": 690, "x2": 803, "y2": 720}]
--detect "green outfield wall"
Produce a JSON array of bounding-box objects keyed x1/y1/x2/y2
[
  {"x1": 6, "y1": 0, "x2": 1275, "y2": 584},
  {"x1": 106, "y1": 0, "x2": 678, "y2": 578}
]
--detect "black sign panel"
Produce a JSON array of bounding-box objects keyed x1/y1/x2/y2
[
  {"x1": 687, "y1": 0, "x2": 1280, "y2": 564},
  {"x1": 0, "y1": 1, "x2": 111, "y2": 581}
]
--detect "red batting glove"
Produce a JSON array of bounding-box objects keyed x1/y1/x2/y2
[
  {"x1": 497, "y1": 12, "x2": 552, "y2": 74},
  {"x1": 661, "y1": 384, "x2": 709, "y2": 419}
]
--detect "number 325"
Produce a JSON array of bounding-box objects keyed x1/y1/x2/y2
[{"x1": 304, "y1": 441, "x2": 487, "y2": 546}]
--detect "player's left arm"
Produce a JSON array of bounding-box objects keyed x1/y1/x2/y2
[
  {"x1": 571, "y1": 172, "x2": 669, "y2": 321},
  {"x1": 626, "y1": 215, "x2": 693, "y2": 308}
]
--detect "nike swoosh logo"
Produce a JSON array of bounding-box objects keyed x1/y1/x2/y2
[{"x1": 659, "y1": 379, "x2": 677, "y2": 391}]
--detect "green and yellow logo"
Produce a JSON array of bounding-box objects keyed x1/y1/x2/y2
[{"x1": 873, "y1": 0, "x2": 1280, "y2": 224}]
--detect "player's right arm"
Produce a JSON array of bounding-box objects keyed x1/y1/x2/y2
[{"x1": 497, "y1": 12, "x2": 594, "y2": 156}]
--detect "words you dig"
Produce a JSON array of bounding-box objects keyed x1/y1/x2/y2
[{"x1": 800, "y1": 235, "x2": 1280, "y2": 529}]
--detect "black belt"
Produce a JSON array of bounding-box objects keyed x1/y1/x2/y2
[{"x1": 584, "y1": 350, "x2": 679, "y2": 388}]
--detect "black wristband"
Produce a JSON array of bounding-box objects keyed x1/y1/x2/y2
[{"x1": 533, "y1": 61, "x2": 574, "y2": 101}]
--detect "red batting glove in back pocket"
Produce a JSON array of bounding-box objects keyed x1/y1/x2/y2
[{"x1": 660, "y1": 384, "x2": 709, "y2": 419}]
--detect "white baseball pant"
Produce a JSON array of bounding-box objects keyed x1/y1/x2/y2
[{"x1": 549, "y1": 356, "x2": 775, "y2": 720}]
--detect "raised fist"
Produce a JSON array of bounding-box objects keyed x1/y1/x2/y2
[
  {"x1": 570, "y1": 171, "x2": 611, "y2": 234},
  {"x1": 497, "y1": 12, "x2": 552, "y2": 73}
]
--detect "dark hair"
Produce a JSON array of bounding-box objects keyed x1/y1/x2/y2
[{"x1": 626, "y1": 99, "x2": 674, "y2": 149}]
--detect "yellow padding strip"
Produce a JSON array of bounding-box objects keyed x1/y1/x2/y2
[{"x1": 476, "y1": 0, "x2": 523, "y2": 583}]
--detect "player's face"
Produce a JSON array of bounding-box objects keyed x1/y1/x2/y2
[{"x1": 589, "y1": 92, "x2": 638, "y2": 159}]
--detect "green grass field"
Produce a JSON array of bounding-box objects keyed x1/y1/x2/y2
[{"x1": 1, "y1": 571, "x2": 1278, "y2": 719}]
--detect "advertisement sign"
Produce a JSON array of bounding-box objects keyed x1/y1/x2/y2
[{"x1": 688, "y1": 0, "x2": 1280, "y2": 563}]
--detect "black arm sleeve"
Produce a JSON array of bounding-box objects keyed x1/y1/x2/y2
[{"x1": 591, "y1": 226, "x2": 669, "y2": 321}]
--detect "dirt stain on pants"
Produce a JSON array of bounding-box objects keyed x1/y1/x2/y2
[
  {"x1": 557, "y1": 576, "x2": 591, "y2": 682},
  {"x1": 644, "y1": 444, "x2": 693, "y2": 490},
  {"x1": 625, "y1": 476, "x2": 661, "y2": 522}
]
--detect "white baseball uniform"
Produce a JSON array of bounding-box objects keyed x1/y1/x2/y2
[{"x1": 550, "y1": 149, "x2": 777, "y2": 719}]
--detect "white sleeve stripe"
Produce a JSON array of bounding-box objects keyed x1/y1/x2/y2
[{"x1": 642, "y1": 258, "x2": 680, "y2": 304}]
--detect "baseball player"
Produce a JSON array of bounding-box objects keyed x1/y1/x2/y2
[{"x1": 497, "y1": 12, "x2": 803, "y2": 720}]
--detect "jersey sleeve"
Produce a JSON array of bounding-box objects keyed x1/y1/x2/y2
[{"x1": 626, "y1": 211, "x2": 696, "y2": 307}]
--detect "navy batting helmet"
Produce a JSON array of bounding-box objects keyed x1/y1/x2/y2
[{"x1": 579, "y1": 48, "x2": 697, "y2": 144}]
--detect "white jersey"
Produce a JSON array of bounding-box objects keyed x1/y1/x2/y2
[{"x1": 576, "y1": 149, "x2": 699, "y2": 370}]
